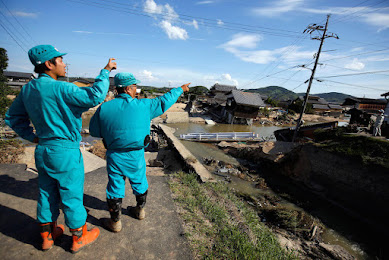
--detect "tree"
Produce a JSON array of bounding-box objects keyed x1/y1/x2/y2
[
  {"x1": 189, "y1": 86, "x2": 208, "y2": 95},
  {"x1": 288, "y1": 99, "x2": 314, "y2": 114},
  {"x1": 0, "y1": 48, "x2": 11, "y2": 118},
  {"x1": 265, "y1": 97, "x2": 278, "y2": 107}
]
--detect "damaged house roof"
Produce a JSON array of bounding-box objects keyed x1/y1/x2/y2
[
  {"x1": 210, "y1": 83, "x2": 237, "y2": 92},
  {"x1": 229, "y1": 90, "x2": 265, "y2": 107}
]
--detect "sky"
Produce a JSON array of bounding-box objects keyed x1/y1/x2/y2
[{"x1": 1, "y1": 0, "x2": 389, "y2": 99}]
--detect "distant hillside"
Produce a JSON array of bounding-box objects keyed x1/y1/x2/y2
[
  {"x1": 315, "y1": 92, "x2": 355, "y2": 103},
  {"x1": 245, "y1": 86, "x2": 298, "y2": 101},
  {"x1": 297, "y1": 92, "x2": 355, "y2": 103}
]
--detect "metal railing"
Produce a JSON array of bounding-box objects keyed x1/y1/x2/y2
[{"x1": 180, "y1": 132, "x2": 258, "y2": 141}]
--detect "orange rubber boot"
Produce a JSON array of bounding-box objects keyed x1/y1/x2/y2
[
  {"x1": 70, "y1": 223, "x2": 100, "y2": 254},
  {"x1": 39, "y1": 222, "x2": 65, "y2": 251}
]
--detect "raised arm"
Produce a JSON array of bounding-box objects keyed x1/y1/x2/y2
[
  {"x1": 149, "y1": 83, "x2": 190, "y2": 119},
  {"x1": 62, "y1": 58, "x2": 117, "y2": 108}
]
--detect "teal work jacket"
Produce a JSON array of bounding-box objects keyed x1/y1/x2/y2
[
  {"x1": 5, "y1": 70, "x2": 110, "y2": 143},
  {"x1": 89, "y1": 87, "x2": 183, "y2": 150}
]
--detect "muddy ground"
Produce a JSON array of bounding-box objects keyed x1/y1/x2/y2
[{"x1": 212, "y1": 140, "x2": 387, "y2": 260}]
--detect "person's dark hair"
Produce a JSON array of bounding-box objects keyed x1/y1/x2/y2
[
  {"x1": 34, "y1": 56, "x2": 59, "y2": 74},
  {"x1": 116, "y1": 87, "x2": 126, "y2": 94}
]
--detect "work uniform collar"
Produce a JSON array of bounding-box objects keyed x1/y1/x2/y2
[
  {"x1": 117, "y1": 93, "x2": 134, "y2": 99},
  {"x1": 39, "y1": 73, "x2": 54, "y2": 79}
]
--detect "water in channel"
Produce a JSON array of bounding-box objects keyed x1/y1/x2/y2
[{"x1": 167, "y1": 122, "x2": 367, "y2": 260}]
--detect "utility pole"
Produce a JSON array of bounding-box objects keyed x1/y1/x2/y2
[{"x1": 292, "y1": 14, "x2": 338, "y2": 142}]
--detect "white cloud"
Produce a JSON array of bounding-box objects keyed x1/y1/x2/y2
[
  {"x1": 252, "y1": 2, "x2": 389, "y2": 31},
  {"x1": 159, "y1": 20, "x2": 188, "y2": 40},
  {"x1": 221, "y1": 33, "x2": 262, "y2": 49},
  {"x1": 351, "y1": 47, "x2": 364, "y2": 52},
  {"x1": 196, "y1": 1, "x2": 214, "y2": 5},
  {"x1": 164, "y1": 3, "x2": 179, "y2": 21},
  {"x1": 143, "y1": 0, "x2": 189, "y2": 40},
  {"x1": 73, "y1": 30, "x2": 93, "y2": 34},
  {"x1": 72, "y1": 31, "x2": 132, "y2": 36},
  {"x1": 364, "y1": 55, "x2": 389, "y2": 62},
  {"x1": 143, "y1": 0, "x2": 163, "y2": 14},
  {"x1": 362, "y1": 12, "x2": 389, "y2": 32},
  {"x1": 217, "y1": 19, "x2": 224, "y2": 26},
  {"x1": 252, "y1": 0, "x2": 304, "y2": 17},
  {"x1": 138, "y1": 70, "x2": 158, "y2": 81},
  {"x1": 192, "y1": 19, "x2": 199, "y2": 29},
  {"x1": 221, "y1": 73, "x2": 239, "y2": 86},
  {"x1": 220, "y1": 34, "x2": 318, "y2": 65},
  {"x1": 345, "y1": 58, "x2": 365, "y2": 70},
  {"x1": 12, "y1": 11, "x2": 38, "y2": 18}
]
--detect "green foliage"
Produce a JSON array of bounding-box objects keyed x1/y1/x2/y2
[
  {"x1": 259, "y1": 107, "x2": 270, "y2": 117},
  {"x1": 189, "y1": 85, "x2": 208, "y2": 95},
  {"x1": 140, "y1": 85, "x2": 171, "y2": 94},
  {"x1": 312, "y1": 92, "x2": 355, "y2": 103},
  {"x1": 288, "y1": 99, "x2": 314, "y2": 114},
  {"x1": 245, "y1": 86, "x2": 298, "y2": 101},
  {"x1": 169, "y1": 171, "x2": 297, "y2": 259},
  {"x1": 287, "y1": 109, "x2": 296, "y2": 115},
  {"x1": 265, "y1": 97, "x2": 279, "y2": 107},
  {"x1": 0, "y1": 48, "x2": 10, "y2": 118},
  {"x1": 314, "y1": 128, "x2": 389, "y2": 168}
]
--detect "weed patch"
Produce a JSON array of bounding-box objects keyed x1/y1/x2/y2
[
  {"x1": 169, "y1": 171, "x2": 298, "y2": 259},
  {"x1": 0, "y1": 139, "x2": 24, "y2": 163}
]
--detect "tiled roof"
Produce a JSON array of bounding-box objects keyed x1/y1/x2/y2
[
  {"x1": 230, "y1": 90, "x2": 264, "y2": 107},
  {"x1": 210, "y1": 83, "x2": 237, "y2": 92},
  {"x1": 328, "y1": 104, "x2": 343, "y2": 110},
  {"x1": 4, "y1": 71, "x2": 34, "y2": 79}
]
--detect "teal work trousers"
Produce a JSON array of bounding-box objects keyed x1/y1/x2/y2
[
  {"x1": 34, "y1": 140, "x2": 87, "y2": 229},
  {"x1": 106, "y1": 149, "x2": 148, "y2": 199}
]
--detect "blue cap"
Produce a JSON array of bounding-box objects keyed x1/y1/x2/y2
[
  {"x1": 114, "y1": 72, "x2": 141, "y2": 87},
  {"x1": 28, "y1": 45, "x2": 67, "y2": 66}
]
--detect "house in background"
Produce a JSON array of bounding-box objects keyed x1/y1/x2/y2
[
  {"x1": 209, "y1": 83, "x2": 237, "y2": 106},
  {"x1": 342, "y1": 97, "x2": 387, "y2": 125},
  {"x1": 4, "y1": 71, "x2": 35, "y2": 89},
  {"x1": 292, "y1": 95, "x2": 343, "y2": 116},
  {"x1": 72, "y1": 78, "x2": 93, "y2": 87},
  {"x1": 381, "y1": 92, "x2": 389, "y2": 123},
  {"x1": 224, "y1": 90, "x2": 265, "y2": 125}
]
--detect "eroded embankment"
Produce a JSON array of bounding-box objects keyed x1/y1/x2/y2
[{"x1": 220, "y1": 141, "x2": 388, "y2": 259}]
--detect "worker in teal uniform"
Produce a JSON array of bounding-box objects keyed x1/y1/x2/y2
[
  {"x1": 5, "y1": 44, "x2": 117, "y2": 253},
  {"x1": 89, "y1": 72, "x2": 189, "y2": 232}
]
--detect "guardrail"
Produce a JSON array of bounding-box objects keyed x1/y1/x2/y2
[{"x1": 180, "y1": 132, "x2": 259, "y2": 141}]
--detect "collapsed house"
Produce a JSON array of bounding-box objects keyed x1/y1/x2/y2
[{"x1": 224, "y1": 90, "x2": 265, "y2": 125}]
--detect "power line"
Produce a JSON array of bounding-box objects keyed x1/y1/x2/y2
[
  {"x1": 318, "y1": 79, "x2": 388, "y2": 92},
  {"x1": 0, "y1": 22, "x2": 27, "y2": 52},
  {"x1": 331, "y1": 0, "x2": 388, "y2": 24},
  {"x1": 0, "y1": 9, "x2": 30, "y2": 50},
  {"x1": 90, "y1": 0, "x2": 304, "y2": 35},
  {"x1": 65, "y1": 0, "x2": 307, "y2": 38},
  {"x1": 318, "y1": 69, "x2": 389, "y2": 79},
  {"x1": 321, "y1": 47, "x2": 389, "y2": 62},
  {"x1": 240, "y1": 34, "x2": 310, "y2": 88},
  {"x1": 0, "y1": 0, "x2": 36, "y2": 45}
]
